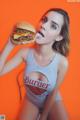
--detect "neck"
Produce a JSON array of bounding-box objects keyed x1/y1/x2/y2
[{"x1": 35, "y1": 43, "x2": 55, "y2": 57}]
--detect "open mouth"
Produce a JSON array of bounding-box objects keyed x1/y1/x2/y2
[{"x1": 38, "y1": 31, "x2": 44, "y2": 37}]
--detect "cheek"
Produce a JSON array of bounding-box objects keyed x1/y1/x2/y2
[
  {"x1": 48, "y1": 30, "x2": 60, "y2": 40},
  {"x1": 45, "y1": 32, "x2": 56, "y2": 42},
  {"x1": 43, "y1": 36, "x2": 54, "y2": 44}
]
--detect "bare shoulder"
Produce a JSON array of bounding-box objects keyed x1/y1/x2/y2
[
  {"x1": 19, "y1": 47, "x2": 32, "y2": 61},
  {"x1": 57, "y1": 53, "x2": 69, "y2": 72}
]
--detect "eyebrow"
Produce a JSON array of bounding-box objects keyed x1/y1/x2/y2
[
  {"x1": 41, "y1": 15, "x2": 60, "y2": 28},
  {"x1": 51, "y1": 21, "x2": 59, "y2": 28}
]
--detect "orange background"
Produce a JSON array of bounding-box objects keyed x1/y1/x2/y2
[{"x1": 0, "y1": 0, "x2": 80, "y2": 120}]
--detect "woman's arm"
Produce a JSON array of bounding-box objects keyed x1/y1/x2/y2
[
  {"x1": 0, "y1": 39, "x2": 29, "y2": 76},
  {"x1": 40, "y1": 57, "x2": 69, "y2": 120},
  {"x1": 0, "y1": 39, "x2": 15, "y2": 73}
]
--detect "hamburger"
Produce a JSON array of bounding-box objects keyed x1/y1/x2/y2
[{"x1": 10, "y1": 22, "x2": 36, "y2": 44}]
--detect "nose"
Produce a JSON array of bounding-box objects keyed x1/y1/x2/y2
[
  {"x1": 41, "y1": 21, "x2": 49, "y2": 31},
  {"x1": 40, "y1": 25, "x2": 45, "y2": 31}
]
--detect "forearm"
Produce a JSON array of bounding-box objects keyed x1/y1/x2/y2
[{"x1": 0, "y1": 40, "x2": 15, "y2": 72}]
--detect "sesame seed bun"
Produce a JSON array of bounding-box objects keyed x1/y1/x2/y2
[{"x1": 16, "y1": 22, "x2": 36, "y2": 33}]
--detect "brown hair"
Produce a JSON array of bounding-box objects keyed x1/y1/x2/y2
[{"x1": 41, "y1": 8, "x2": 70, "y2": 56}]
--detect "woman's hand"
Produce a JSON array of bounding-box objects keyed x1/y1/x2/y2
[{"x1": 8, "y1": 37, "x2": 16, "y2": 47}]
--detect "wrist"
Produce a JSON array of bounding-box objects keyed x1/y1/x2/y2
[{"x1": 7, "y1": 38, "x2": 16, "y2": 48}]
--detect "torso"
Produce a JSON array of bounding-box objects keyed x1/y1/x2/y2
[
  {"x1": 22, "y1": 48, "x2": 64, "y2": 108},
  {"x1": 27, "y1": 48, "x2": 57, "y2": 82}
]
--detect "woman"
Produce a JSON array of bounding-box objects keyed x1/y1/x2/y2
[{"x1": 0, "y1": 8, "x2": 70, "y2": 120}]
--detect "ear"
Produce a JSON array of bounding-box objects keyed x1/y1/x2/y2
[{"x1": 56, "y1": 35, "x2": 63, "y2": 41}]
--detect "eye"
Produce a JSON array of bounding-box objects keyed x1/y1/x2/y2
[
  {"x1": 51, "y1": 24, "x2": 57, "y2": 30},
  {"x1": 40, "y1": 16, "x2": 48, "y2": 23}
]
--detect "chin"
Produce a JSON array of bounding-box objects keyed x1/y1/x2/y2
[{"x1": 35, "y1": 39, "x2": 45, "y2": 45}]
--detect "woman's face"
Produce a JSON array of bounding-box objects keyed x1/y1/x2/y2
[{"x1": 35, "y1": 11, "x2": 64, "y2": 45}]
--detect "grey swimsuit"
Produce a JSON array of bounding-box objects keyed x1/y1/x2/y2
[{"x1": 24, "y1": 49, "x2": 62, "y2": 109}]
